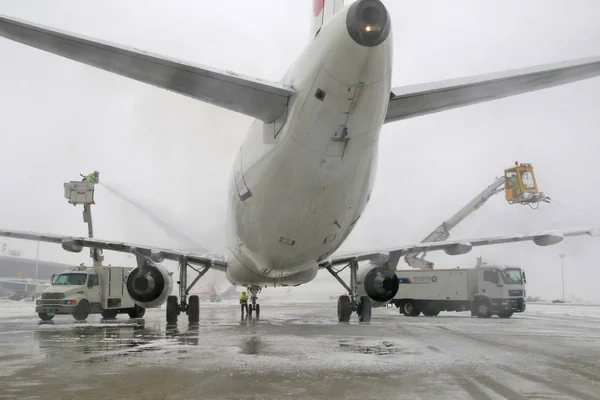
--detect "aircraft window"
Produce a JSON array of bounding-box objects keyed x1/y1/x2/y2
[
  {"x1": 54, "y1": 273, "x2": 87, "y2": 286},
  {"x1": 505, "y1": 171, "x2": 519, "y2": 189},
  {"x1": 520, "y1": 170, "x2": 535, "y2": 189}
]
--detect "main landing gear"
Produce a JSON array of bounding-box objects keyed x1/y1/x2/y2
[
  {"x1": 166, "y1": 256, "x2": 211, "y2": 325},
  {"x1": 325, "y1": 259, "x2": 371, "y2": 323}
]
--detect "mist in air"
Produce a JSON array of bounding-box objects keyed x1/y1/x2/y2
[{"x1": 0, "y1": 0, "x2": 599, "y2": 302}]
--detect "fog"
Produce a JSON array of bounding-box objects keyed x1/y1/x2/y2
[{"x1": 1, "y1": 0, "x2": 599, "y2": 302}]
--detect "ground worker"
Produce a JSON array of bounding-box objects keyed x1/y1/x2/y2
[
  {"x1": 86, "y1": 171, "x2": 100, "y2": 184},
  {"x1": 240, "y1": 290, "x2": 249, "y2": 315}
]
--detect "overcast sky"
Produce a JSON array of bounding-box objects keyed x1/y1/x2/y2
[{"x1": 0, "y1": 0, "x2": 599, "y2": 302}]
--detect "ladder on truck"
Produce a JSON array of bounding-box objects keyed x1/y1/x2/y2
[
  {"x1": 405, "y1": 162, "x2": 550, "y2": 270},
  {"x1": 63, "y1": 180, "x2": 104, "y2": 266}
]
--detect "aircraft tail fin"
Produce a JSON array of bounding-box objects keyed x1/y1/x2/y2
[{"x1": 311, "y1": 0, "x2": 345, "y2": 37}]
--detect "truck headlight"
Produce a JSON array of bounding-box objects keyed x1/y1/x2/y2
[{"x1": 62, "y1": 300, "x2": 77, "y2": 305}]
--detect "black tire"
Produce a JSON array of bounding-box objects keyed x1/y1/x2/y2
[
  {"x1": 248, "y1": 304, "x2": 253, "y2": 317},
  {"x1": 128, "y1": 305, "x2": 146, "y2": 319},
  {"x1": 101, "y1": 309, "x2": 119, "y2": 319},
  {"x1": 187, "y1": 295, "x2": 200, "y2": 324},
  {"x1": 358, "y1": 296, "x2": 372, "y2": 323},
  {"x1": 255, "y1": 304, "x2": 260, "y2": 318},
  {"x1": 38, "y1": 312, "x2": 54, "y2": 321},
  {"x1": 422, "y1": 304, "x2": 440, "y2": 317},
  {"x1": 337, "y1": 295, "x2": 352, "y2": 322},
  {"x1": 474, "y1": 299, "x2": 492, "y2": 318},
  {"x1": 73, "y1": 300, "x2": 90, "y2": 321},
  {"x1": 498, "y1": 311, "x2": 514, "y2": 318},
  {"x1": 403, "y1": 301, "x2": 420, "y2": 317},
  {"x1": 166, "y1": 296, "x2": 179, "y2": 324},
  {"x1": 422, "y1": 311, "x2": 440, "y2": 317}
]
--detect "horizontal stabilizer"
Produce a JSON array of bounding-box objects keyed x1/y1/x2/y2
[
  {"x1": 0, "y1": 14, "x2": 294, "y2": 122},
  {"x1": 385, "y1": 56, "x2": 600, "y2": 123}
]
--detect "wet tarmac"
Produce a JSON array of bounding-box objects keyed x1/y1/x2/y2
[{"x1": 1, "y1": 301, "x2": 599, "y2": 400}]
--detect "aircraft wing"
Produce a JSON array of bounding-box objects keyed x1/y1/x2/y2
[
  {"x1": 385, "y1": 56, "x2": 600, "y2": 123},
  {"x1": 0, "y1": 230, "x2": 228, "y2": 272},
  {"x1": 0, "y1": 14, "x2": 293, "y2": 122},
  {"x1": 322, "y1": 227, "x2": 600, "y2": 268}
]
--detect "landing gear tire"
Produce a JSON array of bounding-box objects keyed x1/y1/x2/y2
[
  {"x1": 337, "y1": 295, "x2": 352, "y2": 322},
  {"x1": 73, "y1": 300, "x2": 90, "y2": 321},
  {"x1": 101, "y1": 309, "x2": 118, "y2": 319},
  {"x1": 38, "y1": 312, "x2": 54, "y2": 321},
  {"x1": 187, "y1": 295, "x2": 200, "y2": 324},
  {"x1": 166, "y1": 295, "x2": 179, "y2": 324},
  {"x1": 255, "y1": 304, "x2": 260, "y2": 318},
  {"x1": 358, "y1": 296, "x2": 372, "y2": 323},
  {"x1": 474, "y1": 299, "x2": 492, "y2": 318},
  {"x1": 248, "y1": 304, "x2": 253, "y2": 318},
  {"x1": 128, "y1": 305, "x2": 146, "y2": 319},
  {"x1": 498, "y1": 311, "x2": 514, "y2": 319},
  {"x1": 402, "y1": 301, "x2": 420, "y2": 317}
]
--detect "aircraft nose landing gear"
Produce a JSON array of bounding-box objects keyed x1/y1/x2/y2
[
  {"x1": 326, "y1": 259, "x2": 372, "y2": 323},
  {"x1": 247, "y1": 286, "x2": 261, "y2": 319}
]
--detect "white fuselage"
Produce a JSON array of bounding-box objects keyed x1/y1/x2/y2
[{"x1": 225, "y1": 6, "x2": 393, "y2": 286}]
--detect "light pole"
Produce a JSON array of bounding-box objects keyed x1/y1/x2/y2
[{"x1": 559, "y1": 254, "x2": 566, "y2": 302}]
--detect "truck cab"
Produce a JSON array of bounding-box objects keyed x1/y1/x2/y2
[
  {"x1": 36, "y1": 264, "x2": 144, "y2": 321},
  {"x1": 474, "y1": 266, "x2": 526, "y2": 317}
]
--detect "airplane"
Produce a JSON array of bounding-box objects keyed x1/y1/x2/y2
[{"x1": 0, "y1": 0, "x2": 599, "y2": 323}]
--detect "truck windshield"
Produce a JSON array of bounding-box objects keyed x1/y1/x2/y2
[
  {"x1": 54, "y1": 273, "x2": 87, "y2": 286},
  {"x1": 502, "y1": 269, "x2": 523, "y2": 285}
]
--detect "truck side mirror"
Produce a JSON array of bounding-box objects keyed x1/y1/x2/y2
[
  {"x1": 51, "y1": 273, "x2": 56, "y2": 285},
  {"x1": 522, "y1": 271, "x2": 527, "y2": 284}
]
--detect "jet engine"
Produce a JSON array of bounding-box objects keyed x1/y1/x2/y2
[
  {"x1": 357, "y1": 263, "x2": 399, "y2": 304},
  {"x1": 126, "y1": 263, "x2": 173, "y2": 308}
]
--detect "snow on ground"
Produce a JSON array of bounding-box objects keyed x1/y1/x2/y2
[
  {"x1": 2, "y1": 298, "x2": 600, "y2": 320},
  {"x1": 0, "y1": 299, "x2": 36, "y2": 319},
  {"x1": 526, "y1": 302, "x2": 600, "y2": 319}
]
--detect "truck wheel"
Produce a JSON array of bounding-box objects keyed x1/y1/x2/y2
[
  {"x1": 423, "y1": 310, "x2": 440, "y2": 317},
  {"x1": 128, "y1": 305, "x2": 146, "y2": 319},
  {"x1": 473, "y1": 299, "x2": 492, "y2": 318},
  {"x1": 422, "y1": 303, "x2": 440, "y2": 317},
  {"x1": 498, "y1": 311, "x2": 514, "y2": 318},
  {"x1": 73, "y1": 300, "x2": 90, "y2": 321},
  {"x1": 166, "y1": 296, "x2": 179, "y2": 324},
  {"x1": 38, "y1": 312, "x2": 54, "y2": 321},
  {"x1": 101, "y1": 309, "x2": 118, "y2": 319},
  {"x1": 403, "y1": 301, "x2": 420, "y2": 317},
  {"x1": 187, "y1": 295, "x2": 200, "y2": 324}
]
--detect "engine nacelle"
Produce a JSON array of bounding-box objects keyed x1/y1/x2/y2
[
  {"x1": 126, "y1": 263, "x2": 173, "y2": 308},
  {"x1": 357, "y1": 263, "x2": 399, "y2": 304}
]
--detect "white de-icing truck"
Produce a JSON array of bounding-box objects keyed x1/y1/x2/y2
[
  {"x1": 36, "y1": 264, "x2": 145, "y2": 321},
  {"x1": 35, "y1": 179, "x2": 147, "y2": 321},
  {"x1": 390, "y1": 260, "x2": 526, "y2": 318}
]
